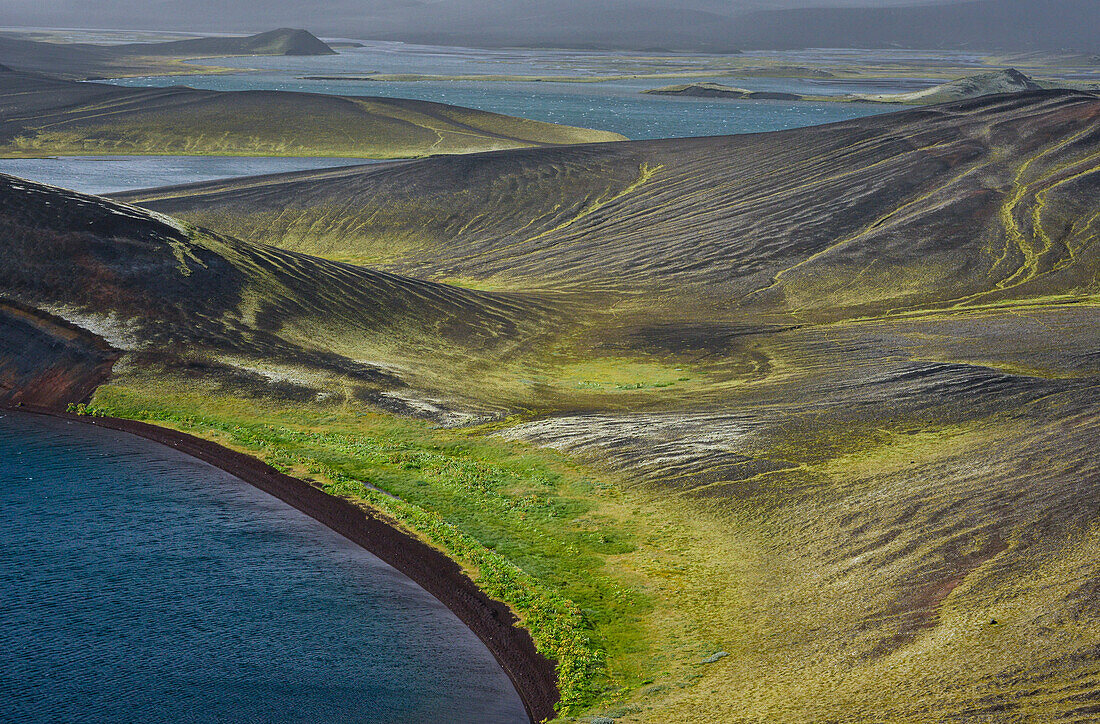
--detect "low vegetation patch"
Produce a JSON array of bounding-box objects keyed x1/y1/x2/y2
[{"x1": 87, "y1": 377, "x2": 653, "y2": 716}]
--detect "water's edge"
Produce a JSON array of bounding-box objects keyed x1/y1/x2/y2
[{"x1": 3, "y1": 402, "x2": 559, "y2": 723}]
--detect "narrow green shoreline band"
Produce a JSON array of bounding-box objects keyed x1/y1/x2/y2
[{"x1": 3, "y1": 402, "x2": 560, "y2": 723}]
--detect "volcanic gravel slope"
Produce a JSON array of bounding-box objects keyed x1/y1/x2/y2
[
  {"x1": 0, "y1": 173, "x2": 560, "y2": 420},
  {"x1": 124, "y1": 89, "x2": 1100, "y2": 316},
  {"x1": 4, "y1": 90, "x2": 1100, "y2": 721}
]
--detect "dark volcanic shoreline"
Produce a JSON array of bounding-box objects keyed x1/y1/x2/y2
[{"x1": 3, "y1": 402, "x2": 559, "y2": 723}]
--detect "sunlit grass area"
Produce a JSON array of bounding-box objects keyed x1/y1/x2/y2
[{"x1": 86, "y1": 377, "x2": 661, "y2": 714}]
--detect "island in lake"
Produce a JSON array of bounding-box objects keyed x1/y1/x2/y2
[{"x1": 643, "y1": 82, "x2": 802, "y2": 99}]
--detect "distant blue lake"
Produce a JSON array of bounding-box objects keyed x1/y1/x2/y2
[
  {"x1": 108, "y1": 72, "x2": 897, "y2": 142},
  {"x1": 0, "y1": 412, "x2": 527, "y2": 724},
  {"x1": 0, "y1": 156, "x2": 371, "y2": 195},
  {"x1": 109, "y1": 72, "x2": 895, "y2": 141},
  {"x1": 8, "y1": 44, "x2": 911, "y2": 195},
  {"x1": 102, "y1": 41, "x2": 903, "y2": 142}
]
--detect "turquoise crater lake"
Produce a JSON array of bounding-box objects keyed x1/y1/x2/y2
[{"x1": 0, "y1": 412, "x2": 527, "y2": 723}]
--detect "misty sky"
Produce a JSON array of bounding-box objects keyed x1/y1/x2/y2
[
  {"x1": 1, "y1": 0, "x2": 1093, "y2": 53},
  {"x1": 1, "y1": 0, "x2": 944, "y2": 34}
]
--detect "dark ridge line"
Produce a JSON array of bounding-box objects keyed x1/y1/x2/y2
[
  {"x1": 109, "y1": 159, "x2": 417, "y2": 200},
  {"x1": 3, "y1": 402, "x2": 559, "y2": 723}
]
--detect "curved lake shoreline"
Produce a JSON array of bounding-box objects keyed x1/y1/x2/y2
[{"x1": 3, "y1": 402, "x2": 558, "y2": 723}]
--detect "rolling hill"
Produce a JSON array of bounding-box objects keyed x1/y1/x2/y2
[
  {"x1": 4, "y1": 90, "x2": 1100, "y2": 721},
  {"x1": 643, "y1": 70, "x2": 1091, "y2": 106},
  {"x1": 0, "y1": 67, "x2": 625, "y2": 158},
  {"x1": 0, "y1": 172, "x2": 556, "y2": 419},
  {"x1": 123, "y1": 89, "x2": 1100, "y2": 318},
  {"x1": 106, "y1": 28, "x2": 336, "y2": 57},
  {"x1": 0, "y1": 29, "x2": 335, "y2": 79},
  {"x1": 853, "y1": 67, "x2": 1046, "y2": 104}
]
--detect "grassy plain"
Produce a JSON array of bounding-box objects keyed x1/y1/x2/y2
[{"x1": 80, "y1": 375, "x2": 688, "y2": 714}]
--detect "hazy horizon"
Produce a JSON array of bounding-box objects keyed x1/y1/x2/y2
[
  {"x1": 1, "y1": 0, "x2": 945, "y2": 31},
  {"x1": 3, "y1": 0, "x2": 1096, "y2": 53}
]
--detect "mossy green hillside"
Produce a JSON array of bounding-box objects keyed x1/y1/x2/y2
[{"x1": 127, "y1": 90, "x2": 1100, "y2": 321}]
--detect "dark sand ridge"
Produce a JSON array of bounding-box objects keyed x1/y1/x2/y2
[
  {"x1": 0, "y1": 298, "x2": 119, "y2": 407},
  {"x1": 0, "y1": 301, "x2": 557, "y2": 722}
]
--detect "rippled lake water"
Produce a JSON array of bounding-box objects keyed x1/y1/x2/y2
[{"x1": 0, "y1": 412, "x2": 527, "y2": 723}]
